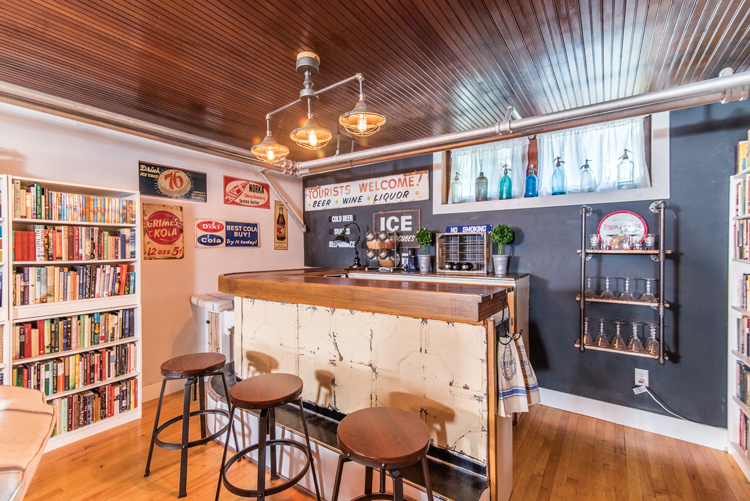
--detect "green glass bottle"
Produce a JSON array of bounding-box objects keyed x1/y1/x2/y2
[
  {"x1": 551, "y1": 156, "x2": 567, "y2": 195},
  {"x1": 499, "y1": 164, "x2": 512, "y2": 200},
  {"x1": 450, "y1": 172, "x2": 462, "y2": 203}
]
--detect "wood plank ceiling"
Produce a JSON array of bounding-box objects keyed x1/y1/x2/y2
[{"x1": 1, "y1": 1, "x2": 749, "y2": 161}]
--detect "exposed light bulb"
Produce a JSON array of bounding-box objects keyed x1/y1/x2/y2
[
  {"x1": 308, "y1": 130, "x2": 318, "y2": 147},
  {"x1": 357, "y1": 114, "x2": 368, "y2": 132},
  {"x1": 267, "y1": 149, "x2": 275, "y2": 161}
]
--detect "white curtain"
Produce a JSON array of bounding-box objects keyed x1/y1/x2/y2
[
  {"x1": 537, "y1": 117, "x2": 650, "y2": 196},
  {"x1": 450, "y1": 138, "x2": 529, "y2": 202}
]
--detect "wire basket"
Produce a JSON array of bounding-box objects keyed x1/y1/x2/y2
[{"x1": 435, "y1": 232, "x2": 491, "y2": 274}]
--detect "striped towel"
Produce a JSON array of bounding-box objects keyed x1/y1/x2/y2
[{"x1": 497, "y1": 334, "x2": 539, "y2": 417}]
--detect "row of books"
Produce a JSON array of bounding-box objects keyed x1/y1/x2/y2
[
  {"x1": 739, "y1": 276, "x2": 750, "y2": 311},
  {"x1": 13, "y1": 226, "x2": 136, "y2": 262},
  {"x1": 13, "y1": 180, "x2": 136, "y2": 224},
  {"x1": 737, "y1": 315, "x2": 750, "y2": 358},
  {"x1": 12, "y1": 308, "x2": 136, "y2": 361},
  {"x1": 738, "y1": 361, "x2": 750, "y2": 407},
  {"x1": 739, "y1": 409, "x2": 750, "y2": 457},
  {"x1": 50, "y1": 378, "x2": 138, "y2": 437},
  {"x1": 733, "y1": 220, "x2": 750, "y2": 260},
  {"x1": 13, "y1": 264, "x2": 136, "y2": 306},
  {"x1": 12, "y1": 343, "x2": 137, "y2": 396},
  {"x1": 739, "y1": 138, "x2": 749, "y2": 174},
  {"x1": 735, "y1": 176, "x2": 750, "y2": 217}
]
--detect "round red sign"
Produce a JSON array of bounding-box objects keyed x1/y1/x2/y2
[
  {"x1": 197, "y1": 220, "x2": 224, "y2": 233},
  {"x1": 145, "y1": 210, "x2": 183, "y2": 245}
]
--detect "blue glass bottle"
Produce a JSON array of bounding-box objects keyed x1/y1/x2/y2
[
  {"x1": 579, "y1": 159, "x2": 597, "y2": 193},
  {"x1": 524, "y1": 164, "x2": 538, "y2": 198},
  {"x1": 499, "y1": 164, "x2": 512, "y2": 200},
  {"x1": 551, "y1": 156, "x2": 567, "y2": 195}
]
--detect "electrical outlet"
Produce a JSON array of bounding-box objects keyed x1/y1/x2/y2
[{"x1": 635, "y1": 368, "x2": 649, "y2": 387}]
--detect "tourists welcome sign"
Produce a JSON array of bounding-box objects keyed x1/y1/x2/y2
[
  {"x1": 305, "y1": 170, "x2": 429, "y2": 211},
  {"x1": 195, "y1": 219, "x2": 260, "y2": 248}
]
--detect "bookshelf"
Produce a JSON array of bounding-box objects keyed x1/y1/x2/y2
[
  {"x1": 0, "y1": 176, "x2": 9, "y2": 385},
  {"x1": 728, "y1": 139, "x2": 750, "y2": 481},
  {"x1": 3, "y1": 176, "x2": 142, "y2": 452}
]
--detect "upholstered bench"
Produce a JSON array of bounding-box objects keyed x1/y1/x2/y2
[{"x1": 0, "y1": 386, "x2": 56, "y2": 501}]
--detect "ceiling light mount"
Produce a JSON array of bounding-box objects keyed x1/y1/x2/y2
[{"x1": 255, "y1": 52, "x2": 386, "y2": 163}]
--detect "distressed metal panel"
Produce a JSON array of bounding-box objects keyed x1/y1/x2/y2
[
  {"x1": 372, "y1": 314, "x2": 423, "y2": 374},
  {"x1": 239, "y1": 298, "x2": 298, "y2": 377},
  {"x1": 424, "y1": 320, "x2": 487, "y2": 392},
  {"x1": 330, "y1": 308, "x2": 374, "y2": 367}
]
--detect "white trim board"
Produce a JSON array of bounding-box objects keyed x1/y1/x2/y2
[
  {"x1": 142, "y1": 379, "x2": 186, "y2": 402},
  {"x1": 539, "y1": 388, "x2": 727, "y2": 450}
]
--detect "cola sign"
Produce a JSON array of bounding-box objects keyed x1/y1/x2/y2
[
  {"x1": 223, "y1": 176, "x2": 271, "y2": 209},
  {"x1": 143, "y1": 203, "x2": 184, "y2": 259},
  {"x1": 195, "y1": 219, "x2": 259, "y2": 248}
]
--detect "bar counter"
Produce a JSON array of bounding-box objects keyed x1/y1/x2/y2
[{"x1": 219, "y1": 268, "x2": 529, "y2": 501}]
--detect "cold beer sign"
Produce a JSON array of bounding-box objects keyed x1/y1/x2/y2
[
  {"x1": 305, "y1": 170, "x2": 429, "y2": 211},
  {"x1": 195, "y1": 219, "x2": 260, "y2": 248}
]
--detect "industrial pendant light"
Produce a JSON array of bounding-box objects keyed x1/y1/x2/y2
[
  {"x1": 339, "y1": 76, "x2": 386, "y2": 137},
  {"x1": 290, "y1": 100, "x2": 333, "y2": 150},
  {"x1": 251, "y1": 116, "x2": 290, "y2": 163}
]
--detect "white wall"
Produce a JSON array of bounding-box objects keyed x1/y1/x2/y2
[{"x1": 0, "y1": 102, "x2": 305, "y2": 396}]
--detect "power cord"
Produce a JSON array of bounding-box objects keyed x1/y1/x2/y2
[{"x1": 633, "y1": 385, "x2": 701, "y2": 423}]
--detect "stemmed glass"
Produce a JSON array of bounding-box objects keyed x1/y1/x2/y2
[
  {"x1": 583, "y1": 317, "x2": 595, "y2": 346},
  {"x1": 599, "y1": 277, "x2": 616, "y2": 300},
  {"x1": 640, "y1": 278, "x2": 658, "y2": 303},
  {"x1": 644, "y1": 323, "x2": 660, "y2": 356},
  {"x1": 594, "y1": 318, "x2": 610, "y2": 348},
  {"x1": 610, "y1": 320, "x2": 628, "y2": 351},
  {"x1": 626, "y1": 322, "x2": 645, "y2": 353},
  {"x1": 619, "y1": 277, "x2": 639, "y2": 302},
  {"x1": 584, "y1": 277, "x2": 597, "y2": 299}
]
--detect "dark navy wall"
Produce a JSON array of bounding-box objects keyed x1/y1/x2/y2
[{"x1": 303, "y1": 100, "x2": 750, "y2": 427}]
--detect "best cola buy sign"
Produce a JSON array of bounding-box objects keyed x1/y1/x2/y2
[{"x1": 195, "y1": 219, "x2": 260, "y2": 248}]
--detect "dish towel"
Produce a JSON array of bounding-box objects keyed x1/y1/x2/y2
[{"x1": 497, "y1": 333, "x2": 540, "y2": 417}]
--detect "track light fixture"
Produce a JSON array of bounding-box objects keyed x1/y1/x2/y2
[{"x1": 255, "y1": 52, "x2": 385, "y2": 164}]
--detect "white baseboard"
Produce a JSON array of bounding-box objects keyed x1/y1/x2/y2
[
  {"x1": 539, "y1": 388, "x2": 727, "y2": 450},
  {"x1": 142, "y1": 379, "x2": 187, "y2": 402}
]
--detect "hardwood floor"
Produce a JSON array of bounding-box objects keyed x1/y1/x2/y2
[{"x1": 25, "y1": 394, "x2": 750, "y2": 500}]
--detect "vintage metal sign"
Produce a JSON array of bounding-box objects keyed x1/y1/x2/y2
[
  {"x1": 195, "y1": 219, "x2": 260, "y2": 248},
  {"x1": 274, "y1": 201, "x2": 288, "y2": 250},
  {"x1": 223, "y1": 175, "x2": 271, "y2": 209},
  {"x1": 139, "y1": 161, "x2": 207, "y2": 202},
  {"x1": 305, "y1": 170, "x2": 429, "y2": 211},
  {"x1": 373, "y1": 210, "x2": 420, "y2": 248},
  {"x1": 446, "y1": 224, "x2": 493, "y2": 233},
  {"x1": 143, "y1": 203, "x2": 184, "y2": 259}
]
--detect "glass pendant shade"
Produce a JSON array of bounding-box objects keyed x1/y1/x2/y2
[
  {"x1": 339, "y1": 98, "x2": 386, "y2": 137},
  {"x1": 290, "y1": 115, "x2": 333, "y2": 150},
  {"x1": 251, "y1": 131, "x2": 290, "y2": 163}
]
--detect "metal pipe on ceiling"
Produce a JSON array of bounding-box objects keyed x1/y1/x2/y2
[
  {"x1": 295, "y1": 71, "x2": 750, "y2": 177},
  {"x1": 0, "y1": 81, "x2": 283, "y2": 173}
]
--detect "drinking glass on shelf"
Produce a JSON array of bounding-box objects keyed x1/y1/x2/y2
[
  {"x1": 619, "y1": 277, "x2": 639, "y2": 302},
  {"x1": 630, "y1": 235, "x2": 643, "y2": 250},
  {"x1": 640, "y1": 278, "x2": 658, "y2": 303},
  {"x1": 644, "y1": 234, "x2": 656, "y2": 251},
  {"x1": 594, "y1": 318, "x2": 611, "y2": 348},
  {"x1": 610, "y1": 320, "x2": 628, "y2": 351},
  {"x1": 626, "y1": 322, "x2": 645, "y2": 353},
  {"x1": 589, "y1": 234, "x2": 601, "y2": 250},
  {"x1": 644, "y1": 323, "x2": 660, "y2": 356},
  {"x1": 599, "y1": 276, "x2": 616, "y2": 300},
  {"x1": 584, "y1": 276, "x2": 597, "y2": 299},
  {"x1": 583, "y1": 317, "x2": 595, "y2": 346}
]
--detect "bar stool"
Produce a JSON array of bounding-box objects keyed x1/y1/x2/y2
[
  {"x1": 216, "y1": 373, "x2": 322, "y2": 501},
  {"x1": 332, "y1": 407, "x2": 435, "y2": 501},
  {"x1": 144, "y1": 353, "x2": 238, "y2": 498}
]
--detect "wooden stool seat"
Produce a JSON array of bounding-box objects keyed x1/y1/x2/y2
[
  {"x1": 229, "y1": 373, "x2": 303, "y2": 409},
  {"x1": 337, "y1": 407, "x2": 431, "y2": 469},
  {"x1": 160, "y1": 353, "x2": 226, "y2": 377}
]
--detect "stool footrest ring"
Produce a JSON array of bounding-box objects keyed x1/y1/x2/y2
[
  {"x1": 351, "y1": 495, "x2": 418, "y2": 501},
  {"x1": 221, "y1": 438, "x2": 313, "y2": 497},
  {"x1": 154, "y1": 408, "x2": 231, "y2": 450}
]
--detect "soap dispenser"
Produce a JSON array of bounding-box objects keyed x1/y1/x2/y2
[
  {"x1": 551, "y1": 156, "x2": 567, "y2": 195},
  {"x1": 579, "y1": 159, "x2": 597, "y2": 193},
  {"x1": 499, "y1": 164, "x2": 512, "y2": 200}
]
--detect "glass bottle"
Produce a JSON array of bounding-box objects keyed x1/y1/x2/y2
[
  {"x1": 475, "y1": 171, "x2": 488, "y2": 202},
  {"x1": 551, "y1": 156, "x2": 567, "y2": 195},
  {"x1": 450, "y1": 173, "x2": 462, "y2": 203},
  {"x1": 579, "y1": 159, "x2": 597, "y2": 193},
  {"x1": 276, "y1": 206, "x2": 286, "y2": 241},
  {"x1": 499, "y1": 164, "x2": 512, "y2": 200},
  {"x1": 524, "y1": 164, "x2": 538, "y2": 198},
  {"x1": 617, "y1": 149, "x2": 635, "y2": 190}
]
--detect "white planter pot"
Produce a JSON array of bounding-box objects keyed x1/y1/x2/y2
[
  {"x1": 418, "y1": 255, "x2": 432, "y2": 273},
  {"x1": 493, "y1": 254, "x2": 510, "y2": 275}
]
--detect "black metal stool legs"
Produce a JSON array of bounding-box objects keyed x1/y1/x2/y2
[
  {"x1": 421, "y1": 457, "x2": 434, "y2": 501},
  {"x1": 330, "y1": 456, "x2": 433, "y2": 501},
  {"x1": 178, "y1": 377, "x2": 194, "y2": 498},
  {"x1": 215, "y1": 405, "x2": 236, "y2": 501},
  {"x1": 144, "y1": 377, "x2": 168, "y2": 477},
  {"x1": 331, "y1": 455, "x2": 350, "y2": 501},
  {"x1": 297, "y1": 398, "x2": 322, "y2": 501},
  {"x1": 269, "y1": 407, "x2": 277, "y2": 481}
]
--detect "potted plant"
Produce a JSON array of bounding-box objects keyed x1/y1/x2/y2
[
  {"x1": 490, "y1": 224, "x2": 515, "y2": 275},
  {"x1": 415, "y1": 227, "x2": 434, "y2": 273}
]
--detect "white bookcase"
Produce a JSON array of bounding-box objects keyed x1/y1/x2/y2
[
  {"x1": 1, "y1": 176, "x2": 142, "y2": 452},
  {"x1": 728, "y1": 165, "x2": 750, "y2": 480}
]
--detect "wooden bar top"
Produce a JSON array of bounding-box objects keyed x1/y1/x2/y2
[{"x1": 219, "y1": 268, "x2": 509, "y2": 324}]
